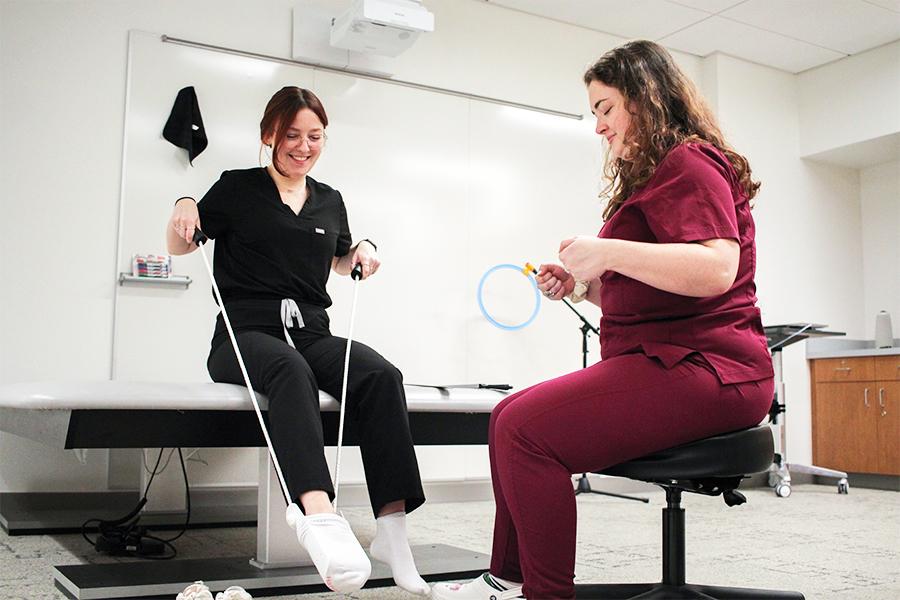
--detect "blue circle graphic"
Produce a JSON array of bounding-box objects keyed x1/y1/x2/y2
[{"x1": 477, "y1": 264, "x2": 541, "y2": 331}]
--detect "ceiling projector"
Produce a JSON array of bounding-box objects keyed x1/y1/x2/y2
[{"x1": 330, "y1": 0, "x2": 435, "y2": 57}]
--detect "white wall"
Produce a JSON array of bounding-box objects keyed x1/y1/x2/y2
[
  {"x1": 799, "y1": 40, "x2": 900, "y2": 159},
  {"x1": 798, "y1": 40, "x2": 900, "y2": 353},
  {"x1": 861, "y1": 159, "x2": 900, "y2": 338}
]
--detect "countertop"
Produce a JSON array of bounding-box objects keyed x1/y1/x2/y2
[{"x1": 806, "y1": 338, "x2": 900, "y2": 359}]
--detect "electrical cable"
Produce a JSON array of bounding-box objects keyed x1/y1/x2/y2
[
  {"x1": 81, "y1": 448, "x2": 191, "y2": 560},
  {"x1": 157, "y1": 448, "x2": 191, "y2": 543},
  {"x1": 142, "y1": 446, "x2": 176, "y2": 476},
  {"x1": 80, "y1": 447, "x2": 191, "y2": 560}
]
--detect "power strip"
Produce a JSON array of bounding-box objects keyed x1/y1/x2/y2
[{"x1": 94, "y1": 529, "x2": 166, "y2": 556}]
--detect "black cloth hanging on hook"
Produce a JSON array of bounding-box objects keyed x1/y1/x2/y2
[{"x1": 163, "y1": 86, "x2": 208, "y2": 164}]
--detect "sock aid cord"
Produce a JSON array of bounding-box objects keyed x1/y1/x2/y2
[
  {"x1": 333, "y1": 266, "x2": 361, "y2": 510},
  {"x1": 194, "y1": 229, "x2": 361, "y2": 511},
  {"x1": 194, "y1": 233, "x2": 292, "y2": 506}
]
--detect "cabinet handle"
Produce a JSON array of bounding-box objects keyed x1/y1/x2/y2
[
  {"x1": 833, "y1": 367, "x2": 852, "y2": 372},
  {"x1": 864, "y1": 387, "x2": 870, "y2": 408},
  {"x1": 879, "y1": 387, "x2": 887, "y2": 417}
]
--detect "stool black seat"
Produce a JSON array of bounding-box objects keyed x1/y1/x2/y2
[{"x1": 574, "y1": 425, "x2": 804, "y2": 599}]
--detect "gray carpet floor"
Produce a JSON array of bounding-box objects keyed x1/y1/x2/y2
[{"x1": 2, "y1": 484, "x2": 897, "y2": 599}]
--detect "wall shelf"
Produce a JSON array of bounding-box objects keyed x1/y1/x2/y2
[{"x1": 118, "y1": 273, "x2": 192, "y2": 289}]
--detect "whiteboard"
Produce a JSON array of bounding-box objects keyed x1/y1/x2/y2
[{"x1": 113, "y1": 30, "x2": 603, "y2": 486}]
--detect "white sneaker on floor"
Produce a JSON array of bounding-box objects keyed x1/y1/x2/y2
[
  {"x1": 432, "y1": 573, "x2": 524, "y2": 599},
  {"x1": 176, "y1": 581, "x2": 214, "y2": 600},
  {"x1": 215, "y1": 586, "x2": 252, "y2": 600}
]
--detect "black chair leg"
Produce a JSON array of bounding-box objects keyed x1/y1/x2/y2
[
  {"x1": 573, "y1": 487, "x2": 804, "y2": 600},
  {"x1": 575, "y1": 583, "x2": 656, "y2": 599},
  {"x1": 575, "y1": 583, "x2": 804, "y2": 599},
  {"x1": 689, "y1": 585, "x2": 804, "y2": 599},
  {"x1": 615, "y1": 585, "x2": 716, "y2": 599}
]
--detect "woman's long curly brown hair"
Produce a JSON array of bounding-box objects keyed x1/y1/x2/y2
[{"x1": 584, "y1": 40, "x2": 759, "y2": 221}]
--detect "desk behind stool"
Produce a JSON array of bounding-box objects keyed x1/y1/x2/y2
[
  {"x1": 0, "y1": 381, "x2": 506, "y2": 600},
  {"x1": 763, "y1": 324, "x2": 849, "y2": 498}
]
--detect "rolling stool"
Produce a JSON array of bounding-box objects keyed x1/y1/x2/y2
[{"x1": 574, "y1": 425, "x2": 804, "y2": 599}]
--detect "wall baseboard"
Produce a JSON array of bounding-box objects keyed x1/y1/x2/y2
[{"x1": 816, "y1": 472, "x2": 899, "y2": 492}]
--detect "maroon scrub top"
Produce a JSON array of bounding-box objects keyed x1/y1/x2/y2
[{"x1": 597, "y1": 142, "x2": 773, "y2": 385}]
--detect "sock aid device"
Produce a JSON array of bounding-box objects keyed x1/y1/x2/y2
[
  {"x1": 333, "y1": 261, "x2": 362, "y2": 510},
  {"x1": 193, "y1": 229, "x2": 362, "y2": 512},
  {"x1": 193, "y1": 229, "x2": 293, "y2": 505}
]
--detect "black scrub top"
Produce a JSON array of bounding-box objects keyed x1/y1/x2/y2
[{"x1": 197, "y1": 168, "x2": 352, "y2": 342}]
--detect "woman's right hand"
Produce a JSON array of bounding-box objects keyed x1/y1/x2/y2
[
  {"x1": 171, "y1": 197, "x2": 200, "y2": 245},
  {"x1": 536, "y1": 263, "x2": 574, "y2": 301},
  {"x1": 167, "y1": 197, "x2": 201, "y2": 255}
]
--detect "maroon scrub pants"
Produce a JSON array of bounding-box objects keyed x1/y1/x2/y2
[{"x1": 488, "y1": 352, "x2": 773, "y2": 599}]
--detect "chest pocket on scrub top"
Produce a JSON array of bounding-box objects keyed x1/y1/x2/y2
[{"x1": 290, "y1": 222, "x2": 339, "y2": 264}]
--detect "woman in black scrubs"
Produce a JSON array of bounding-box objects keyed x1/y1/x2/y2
[{"x1": 166, "y1": 87, "x2": 428, "y2": 596}]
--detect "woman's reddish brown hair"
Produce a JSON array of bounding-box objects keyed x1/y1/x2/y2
[{"x1": 260, "y1": 87, "x2": 328, "y2": 176}]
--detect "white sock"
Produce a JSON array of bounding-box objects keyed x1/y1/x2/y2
[
  {"x1": 369, "y1": 512, "x2": 430, "y2": 596},
  {"x1": 285, "y1": 503, "x2": 371, "y2": 593}
]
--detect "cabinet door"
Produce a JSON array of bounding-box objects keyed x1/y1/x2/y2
[
  {"x1": 814, "y1": 382, "x2": 878, "y2": 473},
  {"x1": 876, "y1": 382, "x2": 900, "y2": 475}
]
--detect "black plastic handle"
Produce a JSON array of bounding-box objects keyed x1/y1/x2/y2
[
  {"x1": 351, "y1": 263, "x2": 363, "y2": 280},
  {"x1": 192, "y1": 228, "x2": 209, "y2": 246}
]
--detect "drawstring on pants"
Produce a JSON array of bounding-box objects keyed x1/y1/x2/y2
[{"x1": 280, "y1": 298, "x2": 304, "y2": 348}]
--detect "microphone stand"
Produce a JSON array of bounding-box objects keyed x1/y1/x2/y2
[{"x1": 560, "y1": 296, "x2": 649, "y2": 504}]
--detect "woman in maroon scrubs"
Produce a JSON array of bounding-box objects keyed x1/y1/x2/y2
[{"x1": 433, "y1": 40, "x2": 774, "y2": 600}]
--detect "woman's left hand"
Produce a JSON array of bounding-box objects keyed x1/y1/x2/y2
[
  {"x1": 352, "y1": 240, "x2": 380, "y2": 280},
  {"x1": 558, "y1": 236, "x2": 608, "y2": 281}
]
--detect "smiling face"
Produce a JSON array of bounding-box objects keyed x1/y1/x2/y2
[
  {"x1": 587, "y1": 80, "x2": 632, "y2": 161},
  {"x1": 265, "y1": 108, "x2": 326, "y2": 180}
]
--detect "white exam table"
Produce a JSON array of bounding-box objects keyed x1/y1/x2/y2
[{"x1": 0, "y1": 381, "x2": 507, "y2": 600}]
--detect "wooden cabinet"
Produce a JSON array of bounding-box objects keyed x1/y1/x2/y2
[
  {"x1": 811, "y1": 355, "x2": 900, "y2": 476},
  {"x1": 876, "y1": 380, "x2": 900, "y2": 475},
  {"x1": 812, "y1": 357, "x2": 875, "y2": 382}
]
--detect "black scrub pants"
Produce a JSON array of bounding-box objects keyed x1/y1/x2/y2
[{"x1": 207, "y1": 328, "x2": 425, "y2": 517}]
